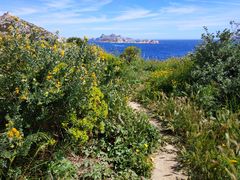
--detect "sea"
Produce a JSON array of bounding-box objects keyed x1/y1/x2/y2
[{"x1": 91, "y1": 40, "x2": 202, "y2": 60}]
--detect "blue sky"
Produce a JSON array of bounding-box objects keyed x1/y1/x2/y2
[{"x1": 0, "y1": 0, "x2": 239, "y2": 39}]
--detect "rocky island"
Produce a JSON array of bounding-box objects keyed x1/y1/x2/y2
[{"x1": 92, "y1": 34, "x2": 160, "y2": 44}]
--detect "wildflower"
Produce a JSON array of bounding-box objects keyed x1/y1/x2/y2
[
  {"x1": 7, "y1": 25, "x2": 14, "y2": 32},
  {"x1": 20, "y1": 95, "x2": 27, "y2": 101},
  {"x1": 46, "y1": 74, "x2": 53, "y2": 80},
  {"x1": 40, "y1": 43, "x2": 45, "y2": 48},
  {"x1": 229, "y1": 159, "x2": 237, "y2": 164},
  {"x1": 48, "y1": 139, "x2": 56, "y2": 145},
  {"x1": 7, "y1": 128, "x2": 22, "y2": 139},
  {"x1": 151, "y1": 70, "x2": 173, "y2": 79},
  {"x1": 136, "y1": 149, "x2": 140, "y2": 153},
  {"x1": 15, "y1": 87, "x2": 20, "y2": 94},
  {"x1": 60, "y1": 50, "x2": 65, "y2": 57},
  {"x1": 15, "y1": 130, "x2": 21, "y2": 138},
  {"x1": 144, "y1": 143, "x2": 149, "y2": 148},
  {"x1": 11, "y1": 128, "x2": 17, "y2": 133},
  {"x1": 91, "y1": 72, "x2": 96, "y2": 79},
  {"x1": 99, "y1": 51, "x2": 106, "y2": 60},
  {"x1": 52, "y1": 44, "x2": 57, "y2": 52},
  {"x1": 56, "y1": 81, "x2": 61, "y2": 88},
  {"x1": 26, "y1": 44, "x2": 31, "y2": 50},
  {"x1": 7, "y1": 131, "x2": 14, "y2": 138}
]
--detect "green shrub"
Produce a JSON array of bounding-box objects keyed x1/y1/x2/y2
[
  {"x1": 139, "y1": 57, "x2": 193, "y2": 101},
  {"x1": 191, "y1": 28, "x2": 240, "y2": 110},
  {"x1": 66, "y1": 37, "x2": 85, "y2": 46},
  {"x1": 120, "y1": 46, "x2": 141, "y2": 63}
]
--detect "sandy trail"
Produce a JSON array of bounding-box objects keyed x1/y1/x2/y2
[{"x1": 128, "y1": 101, "x2": 187, "y2": 180}]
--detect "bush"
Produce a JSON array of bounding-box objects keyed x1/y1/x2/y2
[
  {"x1": 120, "y1": 46, "x2": 141, "y2": 62},
  {"x1": 0, "y1": 25, "x2": 160, "y2": 179},
  {"x1": 0, "y1": 26, "x2": 108, "y2": 177},
  {"x1": 66, "y1": 37, "x2": 85, "y2": 46},
  {"x1": 139, "y1": 58, "x2": 193, "y2": 101},
  {"x1": 191, "y1": 28, "x2": 240, "y2": 110}
]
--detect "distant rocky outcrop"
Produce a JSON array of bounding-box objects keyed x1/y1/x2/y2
[
  {"x1": 93, "y1": 34, "x2": 160, "y2": 44},
  {"x1": 0, "y1": 12, "x2": 56, "y2": 40}
]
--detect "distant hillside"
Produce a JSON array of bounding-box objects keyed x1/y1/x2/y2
[
  {"x1": 0, "y1": 12, "x2": 56, "y2": 40},
  {"x1": 93, "y1": 34, "x2": 160, "y2": 44}
]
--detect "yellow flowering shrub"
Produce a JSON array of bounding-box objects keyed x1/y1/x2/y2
[
  {"x1": 0, "y1": 26, "x2": 111, "y2": 176},
  {"x1": 143, "y1": 58, "x2": 193, "y2": 98},
  {"x1": 0, "y1": 25, "x2": 159, "y2": 179}
]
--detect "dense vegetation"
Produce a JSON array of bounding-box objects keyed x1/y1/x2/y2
[
  {"x1": 0, "y1": 22, "x2": 239, "y2": 179},
  {"x1": 0, "y1": 25, "x2": 159, "y2": 179},
  {"x1": 131, "y1": 28, "x2": 240, "y2": 179}
]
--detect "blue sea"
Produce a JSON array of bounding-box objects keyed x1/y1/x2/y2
[{"x1": 92, "y1": 40, "x2": 202, "y2": 60}]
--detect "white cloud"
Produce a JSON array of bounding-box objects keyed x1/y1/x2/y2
[
  {"x1": 161, "y1": 5, "x2": 200, "y2": 14},
  {"x1": 12, "y1": 7, "x2": 39, "y2": 16},
  {"x1": 113, "y1": 8, "x2": 159, "y2": 21},
  {"x1": 36, "y1": 15, "x2": 107, "y2": 25},
  {"x1": 43, "y1": 0, "x2": 74, "y2": 8},
  {"x1": 42, "y1": 0, "x2": 112, "y2": 11},
  {"x1": 187, "y1": 0, "x2": 240, "y2": 6}
]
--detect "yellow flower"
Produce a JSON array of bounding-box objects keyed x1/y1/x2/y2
[
  {"x1": 151, "y1": 70, "x2": 173, "y2": 79},
  {"x1": 136, "y1": 149, "x2": 140, "y2": 153},
  {"x1": 46, "y1": 74, "x2": 53, "y2": 80},
  {"x1": 7, "y1": 131, "x2": 14, "y2": 138},
  {"x1": 26, "y1": 44, "x2": 31, "y2": 50},
  {"x1": 15, "y1": 130, "x2": 21, "y2": 138},
  {"x1": 60, "y1": 50, "x2": 65, "y2": 57},
  {"x1": 11, "y1": 128, "x2": 17, "y2": 133},
  {"x1": 15, "y1": 87, "x2": 20, "y2": 94},
  {"x1": 41, "y1": 43, "x2": 46, "y2": 48},
  {"x1": 99, "y1": 51, "x2": 106, "y2": 60},
  {"x1": 7, "y1": 25, "x2": 14, "y2": 32},
  {"x1": 144, "y1": 143, "x2": 149, "y2": 148},
  {"x1": 20, "y1": 95, "x2": 27, "y2": 101},
  {"x1": 7, "y1": 128, "x2": 22, "y2": 139},
  {"x1": 52, "y1": 44, "x2": 58, "y2": 52},
  {"x1": 229, "y1": 159, "x2": 237, "y2": 164},
  {"x1": 56, "y1": 81, "x2": 61, "y2": 88},
  {"x1": 48, "y1": 139, "x2": 56, "y2": 145},
  {"x1": 91, "y1": 72, "x2": 96, "y2": 79}
]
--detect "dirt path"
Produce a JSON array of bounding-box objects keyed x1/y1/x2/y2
[{"x1": 128, "y1": 102, "x2": 187, "y2": 180}]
